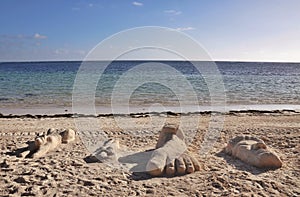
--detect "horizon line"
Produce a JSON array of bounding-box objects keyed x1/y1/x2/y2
[{"x1": 1, "y1": 59, "x2": 300, "y2": 64}]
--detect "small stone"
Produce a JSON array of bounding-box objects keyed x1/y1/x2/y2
[
  {"x1": 146, "y1": 189, "x2": 155, "y2": 194},
  {"x1": 83, "y1": 180, "x2": 95, "y2": 186},
  {"x1": 14, "y1": 176, "x2": 27, "y2": 184},
  {"x1": 0, "y1": 159, "x2": 9, "y2": 168},
  {"x1": 212, "y1": 181, "x2": 224, "y2": 190}
]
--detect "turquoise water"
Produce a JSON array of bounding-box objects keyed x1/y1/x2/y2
[{"x1": 0, "y1": 61, "x2": 299, "y2": 113}]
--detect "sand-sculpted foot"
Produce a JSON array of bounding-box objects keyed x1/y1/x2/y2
[
  {"x1": 18, "y1": 128, "x2": 76, "y2": 158},
  {"x1": 146, "y1": 124, "x2": 200, "y2": 177},
  {"x1": 225, "y1": 135, "x2": 282, "y2": 169}
]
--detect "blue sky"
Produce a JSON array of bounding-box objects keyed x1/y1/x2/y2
[{"x1": 0, "y1": 0, "x2": 299, "y2": 62}]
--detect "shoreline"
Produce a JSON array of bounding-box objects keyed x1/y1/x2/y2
[
  {"x1": 0, "y1": 104, "x2": 299, "y2": 117},
  {"x1": 0, "y1": 109, "x2": 299, "y2": 119}
]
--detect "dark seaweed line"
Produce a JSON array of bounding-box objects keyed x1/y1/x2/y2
[{"x1": 0, "y1": 109, "x2": 299, "y2": 119}]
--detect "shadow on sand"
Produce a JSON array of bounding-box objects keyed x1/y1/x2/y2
[
  {"x1": 5, "y1": 141, "x2": 36, "y2": 158},
  {"x1": 84, "y1": 149, "x2": 158, "y2": 180}
]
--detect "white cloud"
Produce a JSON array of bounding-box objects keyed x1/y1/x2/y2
[
  {"x1": 54, "y1": 48, "x2": 86, "y2": 56},
  {"x1": 72, "y1": 7, "x2": 80, "y2": 11},
  {"x1": 76, "y1": 50, "x2": 86, "y2": 55},
  {"x1": 132, "y1": 1, "x2": 143, "y2": 6},
  {"x1": 16, "y1": 34, "x2": 25, "y2": 39},
  {"x1": 175, "y1": 27, "x2": 195, "y2": 31},
  {"x1": 0, "y1": 34, "x2": 22, "y2": 39},
  {"x1": 54, "y1": 48, "x2": 69, "y2": 55},
  {"x1": 0, "y1": 33, "x2": 47, "y2": 40},
  {"x1": 34, "y1": 33, "x2": 47, "y2": 39},
  {"x1": 164, "y1": 10, "x2": 182, "y2": 15}
]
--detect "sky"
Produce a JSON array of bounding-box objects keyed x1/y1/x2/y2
[{"x1": 0, "y1": 0, "x2": 299, "y2": 62}]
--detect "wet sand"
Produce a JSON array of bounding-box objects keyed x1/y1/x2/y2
[{"x1": 0, "y1": 111, "x2": 299, "y2": 196}]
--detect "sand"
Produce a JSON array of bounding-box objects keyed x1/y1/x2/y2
[{"x1": 0, "y1": 112, "x2": 299, "y2": 196}]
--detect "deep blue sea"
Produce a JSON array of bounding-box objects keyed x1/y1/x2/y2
[{"x1": 0, "y1": 61, "x2": 299, "y2": 114}]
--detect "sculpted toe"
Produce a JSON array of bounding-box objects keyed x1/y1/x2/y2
[
  {"x1": 189, "y1": 155, "x2": 201, "y2": 171},
  {"x1": 182, "y1": 154, "x2": 195, "y2": 173},
  {"x1": 165, "y1": 160, "x2": 176, "y2": 176},
  {"x1": 175, "y1": 157, "x2": 186, "y2": 175}
]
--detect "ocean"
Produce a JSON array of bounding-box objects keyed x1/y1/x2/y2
[{"x1": 0, "y1": 61, "x2": 299, "y2": 114}]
